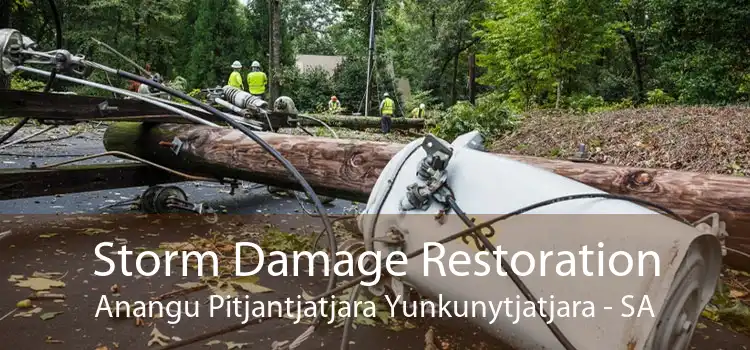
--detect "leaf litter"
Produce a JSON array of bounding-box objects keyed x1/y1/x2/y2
[{"x1": 148, "y1": 326, "x2": 171, "y2": 347}]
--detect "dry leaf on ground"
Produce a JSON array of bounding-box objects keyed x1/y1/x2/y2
[
  {"x1": 15, "y1": 277, "x2": 65, "y2": 291},
  {"x1": 147, "y1": 326, "x2": 171, "y2": 347},
  {"x1": 14, "y1": 307, "x2": 42, "y2": 318},
  {"x1": 40, "y1": 311, "x2": 63, "y2": 320},
  {"x1": 231, "y1": 276, "x2": 273, "y2": 294}
]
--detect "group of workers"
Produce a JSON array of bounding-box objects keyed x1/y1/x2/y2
[
  {"x1": 225, "y1": 60, "x2": 426, "y2": 134},
  {"x1": 227, "y1": 60, "x2": 268, "y2": 98},
  {"x1": 325, "y1": 94, "x2": 425, "y2": 134}
]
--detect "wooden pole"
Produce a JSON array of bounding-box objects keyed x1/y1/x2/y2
[
  {"x1": 269, "y1": 0, "x2": 281, "y2": 102},
  {"x1": 103, "y1": 122, "x2": 750, "y2": 267}
]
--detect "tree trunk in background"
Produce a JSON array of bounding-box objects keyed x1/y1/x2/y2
[
  {"x1": 468, "y1": 50, "x2": 476, "y2": 105},
  {"x1": 450, "y1": 52, "x2": 458, "y2": 105},
  {"x1": 0, "y1": 0, "x2": 11, "y2": 90},
  {"x1": 269, "y1": 0, "x2": 281, "y2": 102},
  {"x1": 623, "y1": 31, "x2": 645, "y2": 105}
]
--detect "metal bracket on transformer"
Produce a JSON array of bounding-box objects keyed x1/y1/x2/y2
[
  {"x1": 399, "y1": 134, "x2": 454, "y2": 212},
  {"x1": 693, "y1": 213, "x2": 729, "y2": 256}
]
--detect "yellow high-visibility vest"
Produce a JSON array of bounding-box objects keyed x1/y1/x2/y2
[
  {"x1": 410, "y1": 107, "x2": 425, "y2": 118},
  {"x1": 246, "y1": 71, "x2": 267, "y2": 95},
  {"x1": 381, "y1": 98, "x2": 394, "y2": 115},
  {"x1": 227, "y1": 71, "x2": 243, "y2": 89}
]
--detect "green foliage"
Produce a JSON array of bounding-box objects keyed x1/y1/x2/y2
[
  {"x1": 260, "y1": 227, "x2": 311, "y2": 253},
  {"x1": 646, "y1": 89, "x2": 675, "y2": 106},
  {"x1": 331, "y1": 57, "x2": 368, "y2": 114},
  {"x1": 6, "y1": 0, "x2": 750, "y2": 126},
  {"x1": 477, "y1": 0, "x2": 616, "y2": 110},
  {"x1": 405, "y1": 89, "x2": 440, "y2": 117},
  {"x1": 702, "y1": 273, "x2": 750, "y2": 335},
  {"x1": 568, "y1": 95, "x2": 606, "y2": 113},
  {"x1": 431, "y1": 93, "x2": 518, "y2": 141},
  {"x1": 166, "y1": 76, "x2": 188, "y2": 93},
  {"x1": 10, "y1": 74, "x2": 46, "y2": 91},
  {"x1": 281, "y1": 66, "x2": 335, "y2": 113}
]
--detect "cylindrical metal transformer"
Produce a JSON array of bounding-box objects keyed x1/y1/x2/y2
[
  {"x1": 222, "y1": 85, "x2": 268, "y2": 110},
  {"x1": 358, "y1": 132, "x2": 722, "y2": 350}
]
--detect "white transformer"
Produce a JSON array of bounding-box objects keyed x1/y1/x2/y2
[{"x1": 358, "y1": 131, "x2": 722, "y2": 350}]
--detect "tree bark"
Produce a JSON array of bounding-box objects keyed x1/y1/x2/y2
[
  {"x1": 300, "y1": 114, "x2": 428, "y2": 130},
  {"x1": 102, "y1": 122, "x2": 750, "y2": 269},
  {"x1": 468, "y1": 50, "x2": 476, "y2": 105},
  {"x1": 620, "y1": 12, "x2": 645, "y2": 105}
]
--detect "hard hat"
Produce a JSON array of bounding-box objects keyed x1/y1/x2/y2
[
  {"x1": 420, "y1": 103, "x2": 425, "y2": 109},
  {"x1": 251, "y1": 61, "x2": 261, "y2": 68},
  {"x1": 152, "y1": 73, "x2": 162, "y2": 83},
  {"x1": 383, "y1": 92, "x2": 389, "y2": 97},
  {"x1": 231, "y1": 61, "x2": 242, "y2": 69}
]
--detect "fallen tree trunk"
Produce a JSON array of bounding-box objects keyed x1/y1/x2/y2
[
  {"x1": 103, "y1": 122, "x2": 750, "y2": 267},
  {"x1": 299, "y1": 114, "x2": 428, "y2": 130}
]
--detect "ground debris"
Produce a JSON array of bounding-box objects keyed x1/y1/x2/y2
[
  {"x1": 147, "y1": 326, "x2": 171, "y2": 347},
  {"x1": 701, "y1": 269, "x2": 750, "y2": 335},
  {"x1": 79, "y1": 228, "x2": 113, "y2": 236},
  {"x1": 14, "y1": 307, "x2": 42, "y2": 318},
  {"x1": 491, "y1": 106, "x2": 750, "y2": 176},
  {"x1": 224, "y1": 341, "x2": 249, "y2": 349},
  {"x1": 14, "y1": 276, "x2": 65, "y2": 291},
  {"x1": 45, "y1": 336, "x2": 63, "y2": 344},
  {"x1": 40, "y1": 311, "x2": 63, "y2": 320}
]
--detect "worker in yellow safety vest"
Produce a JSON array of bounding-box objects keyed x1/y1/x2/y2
[
  {"x1": 410, "y1": 103, "x2": 426, "y2": 118},
  {"x1": 328, "y1": 96, "x2": 341, "y2": 112},
  {"x1": 227, "y1": 61, "x2": 243, "y2": 90},
  {"x1": 246, "y1": 61, "x2": 268, "y2": 98},
  {"x1": 379, "y1": 92, "x2": 395, "y2": 133}
]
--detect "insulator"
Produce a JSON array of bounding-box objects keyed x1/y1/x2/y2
[{"x1": 222, "y1": 85, "x2": 268, "y2": 110}]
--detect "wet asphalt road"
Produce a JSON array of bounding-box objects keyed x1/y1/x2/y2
[{"x1": 1, "y1": 124, "x2": 749, "y2": 350}]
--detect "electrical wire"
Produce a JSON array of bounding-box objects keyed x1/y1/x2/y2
[
  {"x1": 160, "y1": 192, "x2": 685, "y2": 350},
  {"x1": 727, "y1": 247, "x2": 750, "y2": 259},
  {"x1": 15, "y1": 66, "x2": 220, "y2": 128},
  {"x1": 296, "y1": 115, "x2": 339, "y2": 139},
  {"x1": 18, "y1": 128, "x2": 84, "y2": 144},
  {"x1": 0, "y1": 0, "x2": 64, "y2": 145},
  {"x1": 0, "y1": 125, "x2": 57, "y2": 150},
  {"x1": 89, "y1": 37, "x2": 152, "y2": 78},
  {"x1": 37, "y1": 151, "x2": 220, "y2": 182},
  {"x1": 0, "y1": 117, "x2": 32, "y2": 145},
  {"x1": 0, "y1": 69, "x2": 58, "y2": 145},
  {"x1": 114, "y1": 71, "x2": 339, "y2": 332}
]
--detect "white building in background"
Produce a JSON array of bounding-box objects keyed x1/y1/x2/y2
[
  {"x1": 295, "y1": 55, "x2": 344, "y2": 75},
  {"x1": 294, "y1": 54, "x2": 412, "y2": 103}
]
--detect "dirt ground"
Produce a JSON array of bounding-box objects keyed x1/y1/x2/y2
[{"x1": 1, "y1": 213, "x2": 749, "y2": 350}]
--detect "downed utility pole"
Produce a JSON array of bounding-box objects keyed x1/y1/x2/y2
[{"x1": 103, "y1": 122, "x2": 749, "y2": 267}]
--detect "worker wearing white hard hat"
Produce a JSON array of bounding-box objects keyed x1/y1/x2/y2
[
  {"x1": 227, "y1": 61, "x2": 243, "y2": 90},
  {"x1": 410, "y1": 103, "x2": 426, "y2": 119},
  {"x1": 247, "y1": 61, "x2": 267, "y2": 97},
  {"x1": 379, "y1": 92, "x2": 395, "y2": 133}
]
